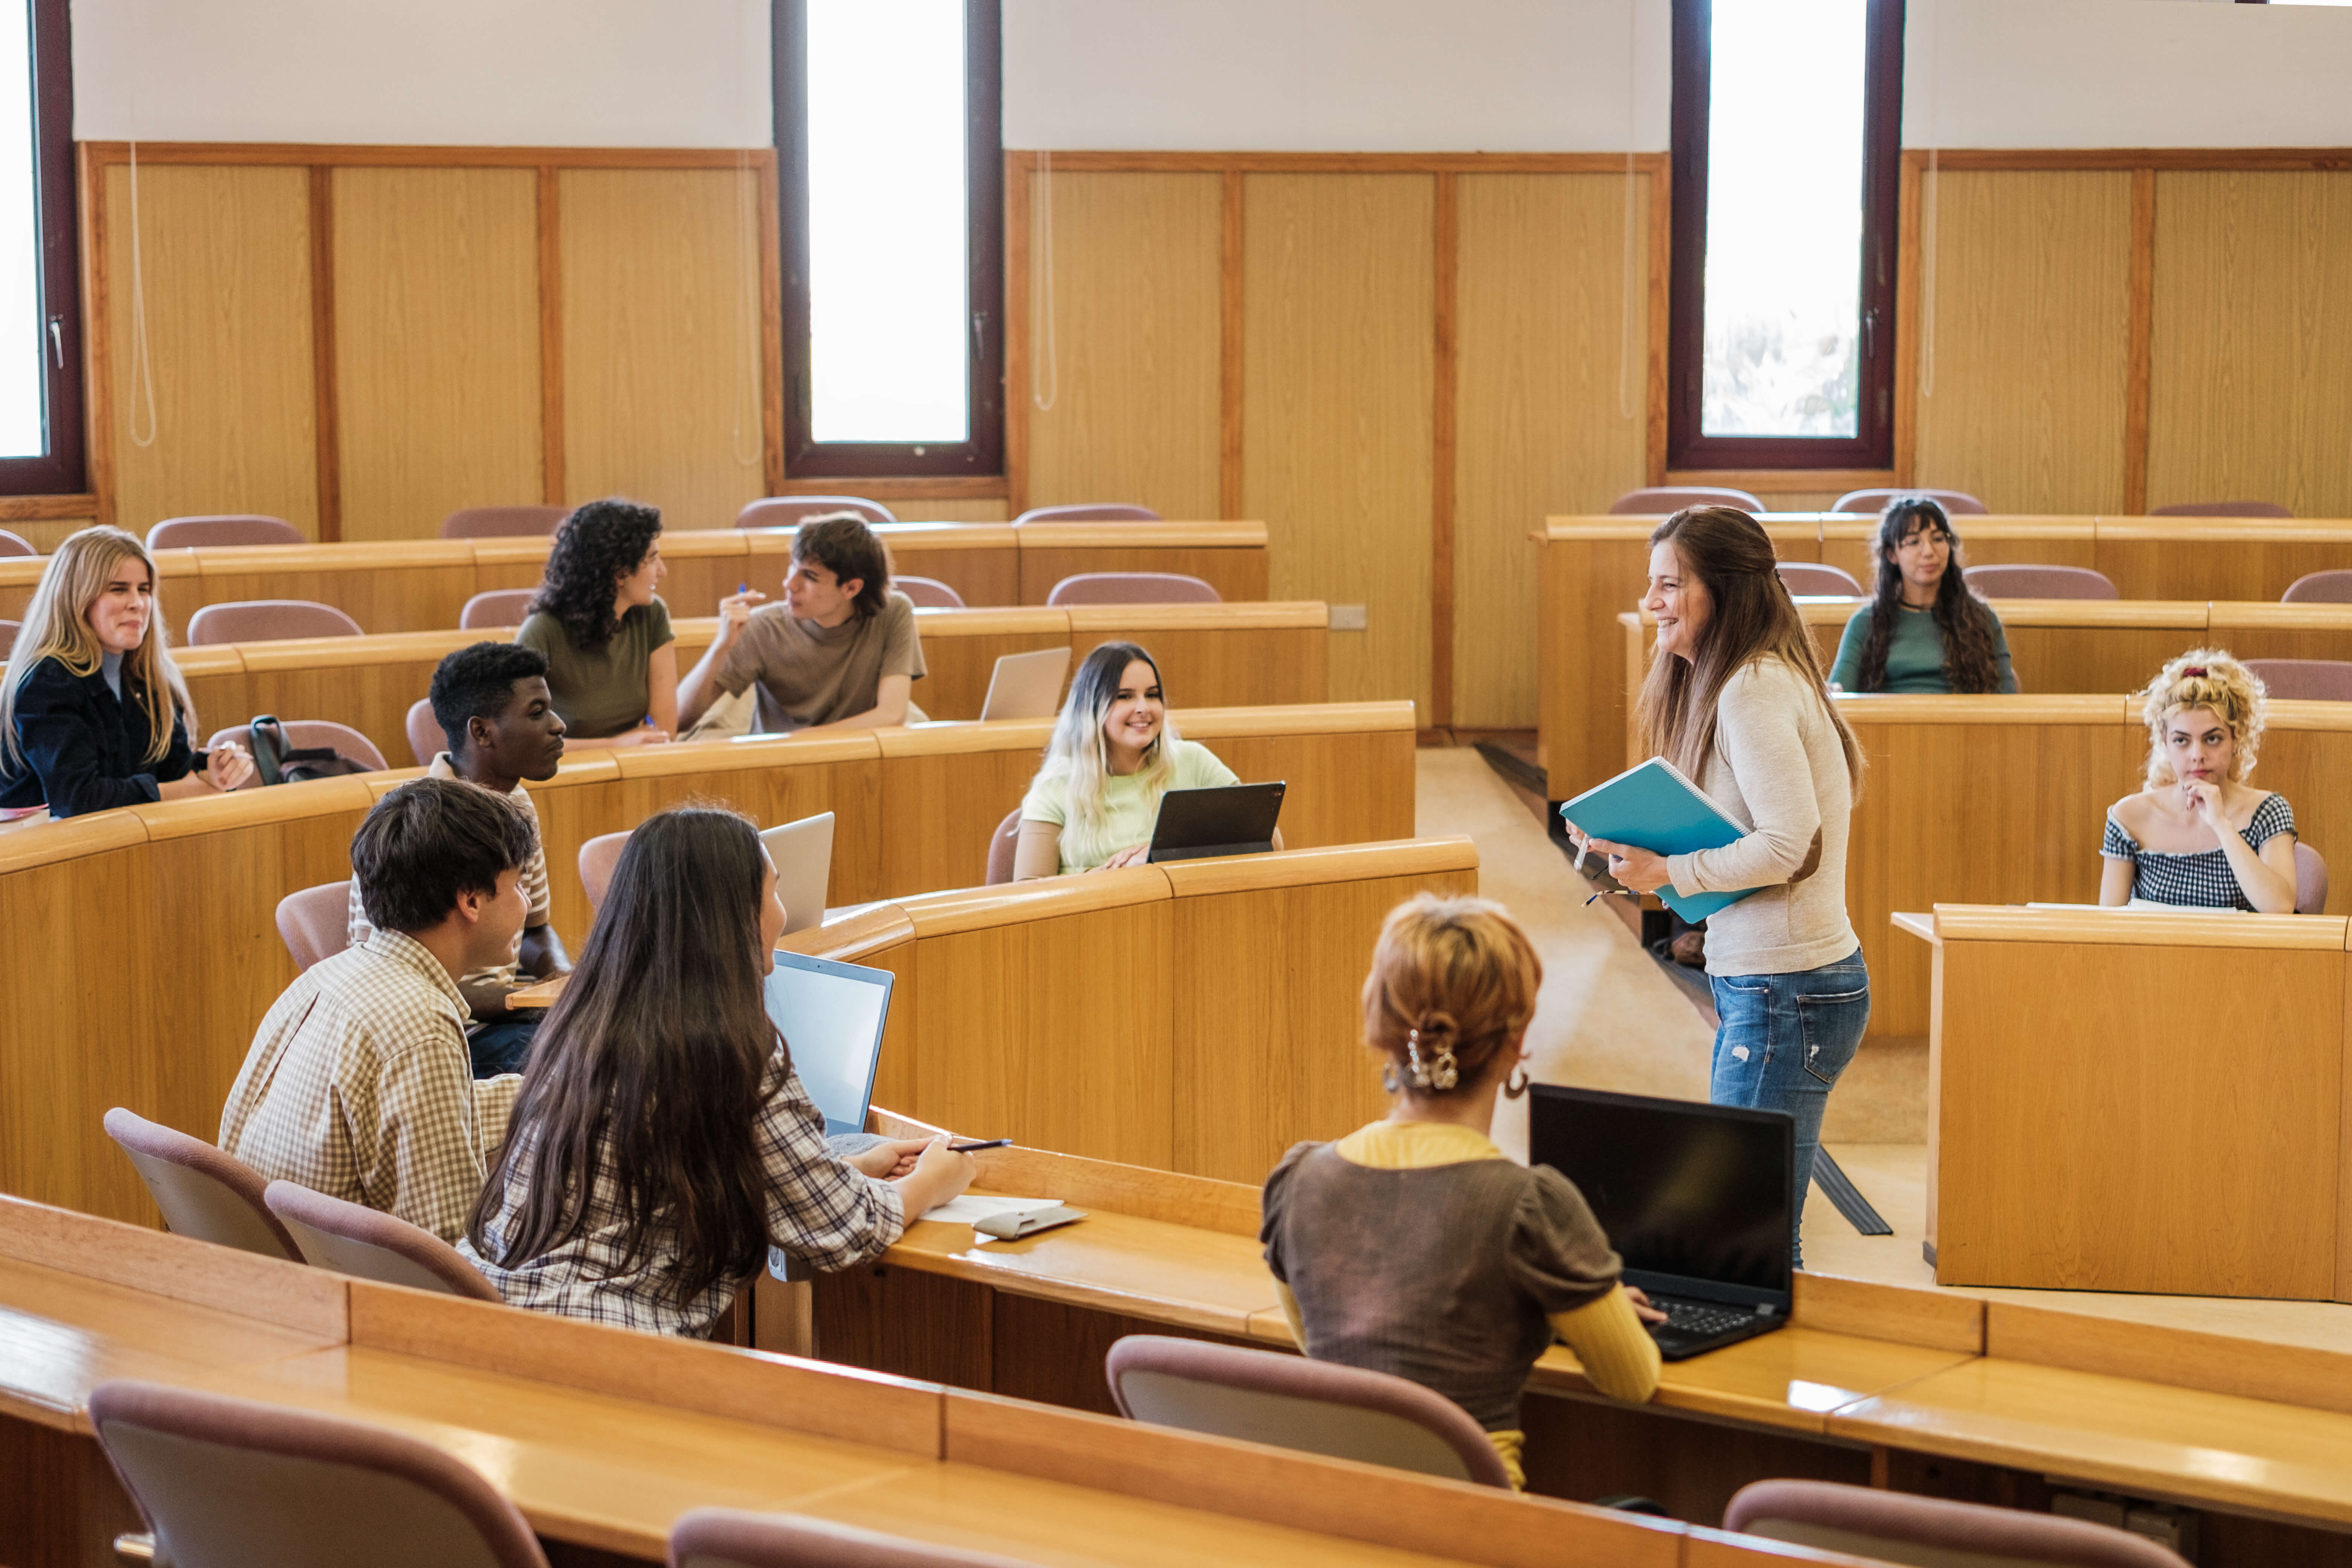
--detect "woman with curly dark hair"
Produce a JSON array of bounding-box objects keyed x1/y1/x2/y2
[
  {"x1": 1827, "y1": 496, "x2": 2015, "y2": 694},
  {"x1": 517, "y1": 499, "x2": 678, "y2": 746}
]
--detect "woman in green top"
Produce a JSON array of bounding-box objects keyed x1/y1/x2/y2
[
  {"x1": 1828, "y1": 496, "x2": 2016, "y2": 695},
  {"x1": 1013, "y1": 641, "x2": 1276, "y2": 877},
  {"x1": 516, "y1": 499, "x2": 678, "y2": 747}
]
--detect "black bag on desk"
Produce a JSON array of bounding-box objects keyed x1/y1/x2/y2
[{"x1": 248, "y1": 715, "x2": 372, "y2": 785}]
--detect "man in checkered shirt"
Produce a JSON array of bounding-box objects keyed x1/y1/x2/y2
[{"x1": 221, "y1": 777, "x2": 537, "y2": 1244}]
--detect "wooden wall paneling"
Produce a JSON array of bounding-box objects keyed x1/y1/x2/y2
[
  {"x1": 558, "y1": 168, "x2": 768, "y2": 531},
  {"x1": 1220, "y1": 169, "x2": 1245, "y2": 520},
  {"x1": 2124, "y1": 167, "x2": 2156, "y2": 516},
  {"x1": 537, "y1": 166, "x2": 566, "y2": 505},
  {"x1": 2146, "y1": 171, "x2": 2352, "y2": 518},
  {"x1": 1430, "y1": 172, "x2": 1456, "y2": 731},
  {"x1": 1454, "y1": 173, "x2": 1652, "y2": 730},
  {"x1": 1242, "y1": 174, "x2": 1436, "y2": 720},
  {"x1": 1535, "y1": 531, "x2": 1652, "y2": 798},
  {"x1": 1909, "y1": 170, "x2": 2133, "y2": 514},
  {"x1": 1998, "y1": 626, "x2": 2197, "y2": 697},
  {"x1": 1200, "y1": 730, "x2": 1415, "y2": 852},
  {"x1": 1020, "y1": 170, "x2": 1222, "y2": 519},
  {"x1": 307, "y1": 168, "x2": 341, "y2": 541},
  {"x1": 101, "y1": 164, "x2": 320, "y2": 538},
  {"x1": 332, "y1": 167, "x2": 543, "y2": 542},
  {"x1": 1004, "y1": 150, "x2": 1032, "y2": 515}
]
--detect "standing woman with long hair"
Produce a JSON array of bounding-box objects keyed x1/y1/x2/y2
[
  {"x1": 1, "y1": 525, "x2": 255, "y2": 819},
  {"x1": 1828, "y1": 496, "x2": 2017, "y2": 694},
  {"x1": 1569, "y1": 508, "x2": 1867, "y2": 1263},
  {"x1": 463, "y1": 807, "x2": 973, "y2": 1336},
  {"x1": 516, "y1": 498, "x2": 678, "y2": 747}
]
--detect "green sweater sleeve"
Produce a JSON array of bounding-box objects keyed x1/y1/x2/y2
[
  {"x1": 1829, "y1": 609, "x2": 1871, "y2": 691},
  {"x1": 1989, "y1": 608, "x2": 2018, "y2": 693}
]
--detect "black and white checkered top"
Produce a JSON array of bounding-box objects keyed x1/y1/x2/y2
[{"x1": 2102, "y1": 793, "x2": 2297, "y2": 911}]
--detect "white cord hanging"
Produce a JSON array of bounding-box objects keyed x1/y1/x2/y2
[
  {"x1": 1917, "y1": 0, "x2": 1939, "y2": 402},
  {"x1": 1617, "y1": 0, "x2": 1639, "y2": 421},
  {"x1": 125, "y1": 1, "x2": 158, "y2": 450},
  {"x1": 729, "y1": 145, "x2": 761, "y2": 467},
  {"x1": 1030, "y1": 149, "x2": 1058, "y2": 413}
]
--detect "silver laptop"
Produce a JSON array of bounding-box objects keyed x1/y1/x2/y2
[
  {"x1": 760, "y1": 812, "x2": 835, "y2": 936},
  {"x1": 761, "y1": 952, "x2": 892, "y2": 1137},
  {"x1": 980, "y1": 647, "x2": 1072, "y2": 721}
]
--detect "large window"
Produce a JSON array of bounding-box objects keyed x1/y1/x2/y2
[
  {"x1": 1668, "y1": 0, "x2": 1902, "y2": 470},
  {"x1": 0, "y1": 0, "x2": 80, "y2": 493},
  {"x1": 774, "y1": 0, "x2": 1002, "y2": 478}
]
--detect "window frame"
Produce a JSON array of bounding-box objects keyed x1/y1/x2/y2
[
  {"x1": 772, "y1": 0, "x2": 1004, "y2": 480},
  {"x1": 1666, "y1": 0, "x2": 1904, "y2": 472},
  {"x1": 0, "y1": 0, "x2": 82, "y2": 496}
]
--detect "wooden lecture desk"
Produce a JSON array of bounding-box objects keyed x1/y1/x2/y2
[{"x1": 0, "y1": 521, "x2": 1274, "y2": 640}]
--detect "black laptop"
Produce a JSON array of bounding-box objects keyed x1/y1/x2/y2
[
  {"x1": 1528, "y1": 1085, "x2": 1795, "y2": 1361},
  {"x1": 1145, "y1": 781, "x2": 1286, "y2": 864}
]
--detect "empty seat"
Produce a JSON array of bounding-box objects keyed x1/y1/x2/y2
[
  {"x1": 1104, "y1": 1334, "x2": 1512, "y2": 1488},
  {"x1": 894, "y1": 575, "x2": 966, "y2": 609},
  {"x1": 89, "y1": 1379, "x2": 549, "y2": 1568},
  {"x1": 263, "y1": 1180, "x2": 504, "y2": 1300},
  {"x1": 1608, "y1": 485, "x2": 1765, "y2": 516},
  {"x1": 2282, "y1": 570, "x2": 2352, "y2": 605},
  {"x1": 736, "y1": 496, "x2": 897, "y2": 530},
  {"x1": 1045, "y1": 572, "x2": 1220, "y2": 607},
  {"x1": 1776, "y1": 563, "x2": 1864, "y2": 597},
  {"x1": 2299, "y1": 844, "x2": 2331, "y2": 916},
  {"x1": 146, "y1": 514, "x2": 304, "y2": 550},
  {"x1": 407, "y1": 698, "x2": 444, "y2": 767},
  {"x1": 441, "y1": 504, "x2": 569, "y2": 539},
  {"x1": 459, "y1": 588, "x2": 539, "y2": 629},
  {"x1": 1723, "y1": 1479, "x2": 2189, "y2": 1567},
  {"x1": 2245, "y1": 659, "x2": 2352, "y2": 703},
  {"x1": 0, "y1": 527, "x2": 32, "y2": 556},
  {"x1": 2150, "y1": 500, "x2": 2291, "y2": 518},
  {"x1": 207, "y1": 720, "x2": 388, "y2": 773},
  {"x1": 1831, "y1": 487, "x2": 1988, "y2": 516},
  {"x1": 276, "y1": 880, "x2": 355, "y2": 971},
  {"x1": 1014, "y1": 503, "x2": 1162, "y2": 523},
  {"x1": 580, "y1": 829, "x2": 631, "y2": 912},
  {"x1": 187, "y1": 599, "x2": 365, "y2": 645},
  {"x1": 102, "y1": 1107, "x2": 302, "y2": 1261},
  {"x1": 986, "y1": 807, "x2": 1022, "y2": 885},
  {"x1": 1962, "y1": 564, "x2": 2118, "y2": 600},
  {"x1": 0, "y1": 618, "x2": 18, "y2": 647},
  {"x1": 671, "y1": 1509, "x2": 1038, "y2": 1568}
]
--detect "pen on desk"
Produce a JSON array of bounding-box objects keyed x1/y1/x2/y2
[{"x1": 948, "y1": 1138, "x2": 1012, "y2": 1153}]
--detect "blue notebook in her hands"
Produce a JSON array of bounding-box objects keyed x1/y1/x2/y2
[{"x1": 1559, "y1": 757, "x2": 1761, "y2": 923}]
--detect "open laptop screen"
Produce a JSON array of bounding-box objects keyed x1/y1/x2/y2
[
  {"x1": 763, "y1": 952, "x2": 893, "y2": 1137},
  {"x1": 1527, "y1": 1085, "x2": 1793, "y2": 1301}
]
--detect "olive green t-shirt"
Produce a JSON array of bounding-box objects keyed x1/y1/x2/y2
[
  {"x1": 516, "y1": 599, "x2": 674, "y2": 740},
  {"x1": 714, "y1": 591, "x2": 926, "y2": 734}
]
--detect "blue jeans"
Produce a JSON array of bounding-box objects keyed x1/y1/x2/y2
[
  {"x1": 1708, "y1": 948, "x2": 1870, "y2": 1267},
  {"x1": 468, "y1": 1017, "x2": 541, "y2": 1078}
]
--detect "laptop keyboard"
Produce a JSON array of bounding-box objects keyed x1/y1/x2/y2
[{"x1": 1650, "y1": 1297, "x2": 1758, "y2": 1339}]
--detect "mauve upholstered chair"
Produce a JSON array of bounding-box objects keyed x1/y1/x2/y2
[
  {"x1": 1722, "y1": 1479, "x2": 2190, "y2": 1567},
  {"x1": 187, "y1": 599, "x2": 364, "y2": 645},
  {"x1": 1608, "y1": 485, "x2": 1765, "y2": 516},
  {"x1": 2150, "y1": 501, "x2": 2291, "y2": 519},
  {"x1": 1013, "y1": 503, "x2": 1162, "y2": 523},
  {"x1": 670, "y1": 1509, "x2": 1039, "y2": 1568},
  {"x1": 460, "y1": 588, "x2": 539, "y2": 629},
  {"x1": 2282, "y1": 570, "x2": 2352, "y2": 605},
  {"x1": 441, "y1": 505, "x2": 568, "y2": 540},
  {"x1": 894, "y1": 575, "x2": 966, "y2": 609},
  {"x1": 0, "y1": 527, "x2": 32, "y2": 556},
  {"x1": 146, "y1": 514, "x2": 304, "y2": 550},
  {"x1": 985, "y1": 808, "x2": 1022, "y2": 885},
  {"x1": 276, "y1": 880, "x2": 355, "y2": 972},
  {"x1": 1776, "y1": 563, "x2": 1864, "y2": 597},
  {"x1": 1104, "y1": 1334, "x2": 1512, "y2": 1488},
  {"x1": 90, "y1": 1379, "x2": 548, "y2": 1568},
  {"x1": 101, "y1": 1107, "x2": 302, "y2": 1261},
  {"x1": 1044, "y1": 572, "x2": 1220, "y2": 607},
  {"x1": 1962, "y1": 564, "x2": 2119, "y2": 600},
  {"x1": 207, "y1": 720, "x2": 387, "y2": 774},
  {"x1": 580, "y1": 829, "x2": 632, "y2": 913},
  {"x1": 263, "y1": 1181, "x2": 503, "y2": 1301},
  {"x1": 1832, "y1": 487, "x2": 1988, "y2": 516},
  {"x1": 0, "y1": 618, "x2": 19, "y2": 646},
  {"x1": 2298, "y1": 844, "x2": 2331, "y2": 916},
  {"x1": 737, "y1": 497, "x2": 896, "y2": 529},
  {"x1": 2244, "y1": 659, "x2": 2352, "y2": 703},
  {"x1": 406, "y1": 699, "x2": 444, "y2": 767}
]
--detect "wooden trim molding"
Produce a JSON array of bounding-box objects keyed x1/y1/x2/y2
[
  {"x1": 1220, "y1": 168, "x2": 1245, "y2": 522},
  {"x1": 1646, "y1": 157, "x2": 1672, "y2": 487},
  {"x1": 2124, "y1": 166, "x2": 2156, "y2": 517},
  {"x1": 1893, "y1": 150, "x2": 1922, "y2": 487},
  {"x1": 536, "y1": 166, "x2": 565, "y2": 506},
  {"x1": 1898, "y1": 146, "x2": 2352, "y2": 173},
  {"x1": 78, "y1": 143, "x2": 115, "y2": 529},
  {"x1": 0, "y1": 492, "x2": 93, "y2": 521},
  {"x1": 78, "y1": 142, "x2": 778, "y2": 171},
  {"x1": 770, "y1": 475, "x2": 1009, "y2": 501},
  {"x1": 756, "y1": 155, "x2": 787, "y2": 498},
  {"x1": 1012, "y1": 150, "x2": 1678, "y2": 175},
  {"x1": 1430, "y1": 171, "x2": 1457, "y2": 731},
  {"x1": 306, "y1": 166, "x2": 342, "y2": 543},
  {"x1": 1665, "y1": 468, "x2": 1894, "y2": 493},
  {"x1": 1002, "y1": 149, "x2": 1031, "y2": 514}
]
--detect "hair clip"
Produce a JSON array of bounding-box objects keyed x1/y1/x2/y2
[{"x1": 1403, "y1": 1026, "x2": 1458, "y2": 1091}]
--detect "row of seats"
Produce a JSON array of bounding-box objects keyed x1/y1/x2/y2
[
  {"x1": 1610, "y1": 484, "x2": 2295, "y2": 518},
  {"x1": 1779, "y1": 558, "x2": 2352, "y2": 608}
]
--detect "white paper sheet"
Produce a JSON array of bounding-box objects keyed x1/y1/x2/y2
[{"x1": 920, "y1": 1193, "x2": 1064, "y2": 1225}]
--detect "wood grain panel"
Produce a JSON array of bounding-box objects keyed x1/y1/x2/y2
[
  {"x1": 1999, "y1": 626, "x2": 2196, "y2": 696},
  {"x1": 1454, "y1": 173, "x2": 1652, "y2": 729},
  {"x1": 1243, "y1": 174, "x2": 1435, "y2": 718},
  {"x1": 332, "y1": 168, "x2": 542, "y2": 541},
  {"x1": 103, "y1": 164, "x2": 319, "y2": 537},
  {"x1": 2148, "y1": 171, "x2": 2352, "y2": 517},
  {"x1": 1022, "y1": 171, "x2": 1222, "y2": 519},
  {"x1": 1911, "y1": 171, "x2": 2133, "y2": 515},
  {"x1": 1196, "y1": 730, "x2": 1415, "y2": 854},
  {"x1": 1069, "y1": 624, "x2": 1327, "y2": 711},
  {"x1": 1536, "y1": 532, "x2": 1652, "y2": 798},
  {"x1": 559, "y1": 168, "x2": 766, "y2": 532},
  {"x1": 877, "y1": 746, "x2": 1041, "y2": 899}
]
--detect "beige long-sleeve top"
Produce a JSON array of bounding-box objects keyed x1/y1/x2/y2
[{"x1": 1664, "y1": 656, "x2": 1859, "y2": 977}]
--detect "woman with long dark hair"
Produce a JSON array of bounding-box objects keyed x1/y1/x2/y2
[
  {"x1": 1565, "y1": 507, "x2": 1867, "y2": 1264},
  {"x1": 1828, "y1": 496, "x2": 2016, "y2": 694},
  {"x1": 462, "y1": 807, "x2": 973, "y2": 1335},
  {"x1": 516, "y1": 498, "x2": 678, "y2": 746}
]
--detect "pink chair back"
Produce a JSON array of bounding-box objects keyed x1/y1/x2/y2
[
  {"x1": 2298, "y1": 844, "x2": 2331, "y2": 916},
  {"x1": 737, "y1": 496, "x2": 897, "y2": 529},
  {"x1": 146, "y1": 514, "x2": 304, "y2": 550},
  {"x1": 1776, "y1": 563, "x2": 1864, "y2": 597},
  {"x1": 101, "y1": 1107, "x2": 302, "y2": 1261},
  {"x1": 262, "y1": 1180, "x2": 504, "y2": 1300},
  {"x1": 580, "y1": 829, "x2": 632, "y2": 912},
  {"x1": 2150, "y1": 500, "x2": 2291, "y2": 518},
  {"x1": 208, "y1": 720, "x2": 388, "y2": 773},
  {"x1": 187, "y1": 599, "x2": 365, "y2": 645},
  {"x1": 1013, "y1": 503, "x2": 1162, "y2": 523},
  {"x1": 460, "y1": 589, "x2": 539, "y2": 629},
  {"x1": 1833, "y1": 487, "x2": 1988, "y2": 516},
  {"x1": 90, "y1": 1379, "x2": 548, "y2": 1568},
  {"x1": 986, "y1": 808, "x2": 1022, "y2": 886},
  {"x1": 2245, "y1": 659, "x2": 2352, "y2": 703},
  {"x1": 441, "y1": 505, "x2": 568, "y2": 539},
  {"x1": 1608, "y1": 485, "x2": 1765, "y2": 515},
  {"x1": 277, "y1": 879, "x2": 355, "y2": 971},
  {"x1": 895, "y1": 575, "x2": 966, "y2": 609},
  {"x1": 1104, "y1": 1334, "x2": 1512, "y2": 1488},
  {"x1": 671, "y1": 1510, "x2": 1037, "y2": 1568},
  {"x1": 1723, "y1": 1479, "x2": 2189, "y2": 1566},
  {"x1": 1962, "y1": 564, "x2": 2118, "y2": 600},
  {"x1": 407, "y1": 699, "x2": 444, "y2": 767},
  {"x1": 1045, "y1": 572, "x2": 1220, "y2": 607},
  {"x1": 2282, "y1": 570, "x2": 2352, "y2": 605},
  {"x1": 0, "y1": 618, "x2": 18, "y2": 646},
  {"x1": 0, "y1": 527, "x2": 32, "y2": 556}
]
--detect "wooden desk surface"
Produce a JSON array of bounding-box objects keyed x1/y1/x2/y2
[{"x1": 1531, "y1": 1328, "x2": 1975, "y2": 1437}]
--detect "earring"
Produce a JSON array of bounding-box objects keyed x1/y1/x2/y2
[
  {"x1": 1381, "y1": 1063, "x2": 1403, "y2": 1095},
  {"x1": 1502, "y1": 1065, "x2": 1531, "y2": 1099}
]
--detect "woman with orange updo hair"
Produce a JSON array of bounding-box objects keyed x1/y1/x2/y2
[{"x1": 1257, "y1": 894, "x2": 1661, "y2": 1490}]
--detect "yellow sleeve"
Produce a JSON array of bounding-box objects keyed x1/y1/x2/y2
[
  {"x1": 1549, "y1": 1285, "x2": 1661, "y2": 1404},
  {"x1": 1273, "y1": 1280, "x2": 1307, "y2": 1350}
]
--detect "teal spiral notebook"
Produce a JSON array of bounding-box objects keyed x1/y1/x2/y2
[{"x1": 1559, "y1": 757, "x2": 1761, "y2": 923}]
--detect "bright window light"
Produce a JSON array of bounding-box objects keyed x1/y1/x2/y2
[
  {"x1": 0, "y1": 0, "x2": 42, "y2": 458},
  {"x1": 806, "y1": 0, "x2": 969, "y2": 444},
  {"x1": 1701, "y1": 0, "x2": 1867, "y2": 439}
]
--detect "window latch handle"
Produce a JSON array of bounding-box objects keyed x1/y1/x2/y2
[{"x1": 47, "y1": 316, "x2": 61, "y2": 370}]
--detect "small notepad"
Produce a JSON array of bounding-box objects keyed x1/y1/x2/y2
[
  {"x1": 1559, "y1": 756, "x2": 1762, "y2": 924},
  {"x1": 922, "y1": 1194, "x2": 1065, "y2": 1226}
]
